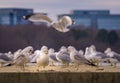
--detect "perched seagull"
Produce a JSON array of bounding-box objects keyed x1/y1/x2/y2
[
  {"x1": 56, "y1": 46, "x2": 71, "y2": 67},
  {"x1": 13, "y1": 46, "x2": 33, "y2": 70},
  {"x1": 36, "y1": 46, "x2": 49, "y2": 71},
  {"x1": 84, "y1": 45, "x2": 110, "y2": 67},
  {"x1": 104, "y1": 48, "x2": 120, "y2": 67},
  {"x1": 105, "y1": 48, "x2": 120, "y2": 57},
  {"x1": 48, "y1": 48, "x2": 58, "y2": 66},
  {"x1": 23, "y1": 13, "x2": 75, "y2": 32},
  {"x1": 19, "y1": 46, "x2": 33, "y2": 62},
  {"x1": 78, "y1": 50, "x2": 84, "y2": 56},
  {"x1": 67, "y1": 46, "x2": 95, "y2": 68}
]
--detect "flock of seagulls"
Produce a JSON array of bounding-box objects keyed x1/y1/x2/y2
[
  {"x1": 23, "y1": 13, "x2": 75, "y2": 32},
  {"x1": 0, "y1": 45, "x2": 120, "y2": 71},
  {"x1": 0, "y1": 14, "x2": 119, "y2": 71}
]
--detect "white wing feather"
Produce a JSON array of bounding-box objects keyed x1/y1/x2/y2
[{"x1": 25, "y1": 13, "x2": 53, "y2": 23}]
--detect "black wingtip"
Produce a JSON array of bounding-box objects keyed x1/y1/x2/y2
[{"x1": 23, "y1": 14, "x2": 33, "y2": 20}]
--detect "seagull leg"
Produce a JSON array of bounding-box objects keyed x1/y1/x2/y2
[
  {"x1": 66, "y1": 63, "x2": 69, "y2": 67},
  {"x1": 23, "y1": 65, "x2": 25, "y2": 71},
  {"x1": 110, "y1": 62, "x2": 113, "y2": 66},
  {"x1": 61, "y1": 63, "x2": 66, "y2": 68},
  {"x1": 76, "y1": 64, "x2": 79, "y2": 71},
  {"x1": 21, "y1": 65, "x2": 25, "y2": 71},
  {"x1": 96, "y1": 61, "x2": 99, "y2": 67},
  {"x1": 0, "y1": 63, "x2": 3, "y2": 68},
  {"x1": 74, "y1": 64, "x2": 76, "y2": 68},
  {"x1": 113, "y1": 63, "x2": 117, "y2": 68},
  {"x1": 49, "y1": 61, "x2": 52, "y2": 66},
  {"x1": 36, "y1": 65, "x2": 40, "y2": 71},
  {"x1": 51, "y1": 61, "x2": 54, "y2": 66}
]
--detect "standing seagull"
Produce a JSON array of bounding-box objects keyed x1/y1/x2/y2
[
  {"x1": 23, "y1": 13, "x2": 75, "y2": 32},
  {"x1": 36, "y1": 46, "x2": 49, "y2": 71},
  {"x1": 56, "y1": 46, "x2": 71, "y2": 67},
  {"x1": 13, "y1": 46, "x2": 33, "y2": 71},
  {"x1": 84, "y1": 45, "x2": 110, "y2": 67},
  {"x1": 48, "y1": 48, "x2": 58, "y2": 66},
  {"x1": 104, "y1": 48, "x2": 120, "y2": 67},
  {"x1": 68, "y1": 46, "x2": 89, "y2": 64}
]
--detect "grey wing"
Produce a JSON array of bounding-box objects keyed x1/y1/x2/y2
[
  {"x1": 58, "y1": 52, "x2": 70, "y2": 62},
  {"x1": 24, "y1": 13, "x2": 53, "y2": 23},
  {"x1": 49, "y1": 54, "x2": 58, "y2": 62},
  {"x1": 96, "y1": 52, "x2": 110, "y2": 59},
  {"x1": 74, "y1": 54, "x2": 88, "y2": 63},
  {"x1": 0, "y1": 54, "x2": 11, "y2": 61}
]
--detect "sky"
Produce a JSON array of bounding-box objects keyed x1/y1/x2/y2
[{"x1": 0, "y1": 0, "x2": 120, "y2": 19}]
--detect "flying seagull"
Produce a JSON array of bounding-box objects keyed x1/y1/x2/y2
[{"x1": 23, "y1": 13, "x2": 75, "y2": 32}]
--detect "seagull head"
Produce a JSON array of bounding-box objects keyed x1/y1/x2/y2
[
  {"x1": 22, "y1": 46, "x2": 33, "y2": 55},
  {"x1": 67, "y1": 46, "x2": 76, "y2": 53},
  {"x1": 79, "y1": 50, "x2": 84, "y2": 55},
  {"x1": 60, "y1": 46, "x2": 67, "y2": 52},
  {"x1": 85, "y1": 47, "x2": 91, "y2": 55},
  {"x1": 104, "y1": 48, "x2": 111, "y2": 54},
  {"x1": 23, "y1": 14, "x2": 33, "y2": 20},
  {"x1": 61, "y1": 16, "x2": 74, "y2": 26},
  {"x1": 48, "y1": 48, "x2": 55, "y2": 54},
  {"x1": 89, "y1": 45, "x2": 96, "y2": 53}
]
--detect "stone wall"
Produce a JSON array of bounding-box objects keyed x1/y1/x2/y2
[{"x1": 0, "y1": 72, "x2": 120, "y2": 83}]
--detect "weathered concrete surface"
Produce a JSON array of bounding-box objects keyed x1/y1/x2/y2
[{"x1": 0, "y1": 72, "x2": 120, "y2": 83}]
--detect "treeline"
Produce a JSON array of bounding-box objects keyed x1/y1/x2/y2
[{"x1": 0, "y1": 24, "x2": 120, "y2": 53}]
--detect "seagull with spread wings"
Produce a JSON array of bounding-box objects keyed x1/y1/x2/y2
[{"x1": 23, "y1": 13, "x2": 75, "y2": 32}]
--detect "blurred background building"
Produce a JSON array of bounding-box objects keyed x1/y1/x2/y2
[
  {"x1": 58, "y1": 10, "x2": 120, "y2": 30},
  {"x1": 0, "y1": 8, "x2": 120, "y2": 30},
  {"x1": 0, "y1": 8, "x2": 33, "y2": 25}
]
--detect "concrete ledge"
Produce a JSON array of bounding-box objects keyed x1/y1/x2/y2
[{"x1": 0, "y1": 72, "x2": 120, "y2": 83}]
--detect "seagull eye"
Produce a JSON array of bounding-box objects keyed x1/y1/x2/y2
[{"x1": 72, "y1": 20, "x2": 75, "y2": 24}]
